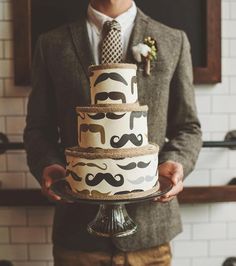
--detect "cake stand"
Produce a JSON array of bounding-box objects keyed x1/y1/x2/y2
[{"x1": 50, "y1": 176, "x2": 172, "y2": 238}]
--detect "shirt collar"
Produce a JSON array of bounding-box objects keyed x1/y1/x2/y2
[{"x1": 87, "y1": 1, "x2": 137, "y2": 35}]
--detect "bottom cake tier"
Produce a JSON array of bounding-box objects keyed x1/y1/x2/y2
[{"x1": 65, "y1": 144, "x2": 159, "y2": 200}]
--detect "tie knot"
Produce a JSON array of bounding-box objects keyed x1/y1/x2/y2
[{"x1": 103, "y1": 20, "x2": 121, "y2": 32}]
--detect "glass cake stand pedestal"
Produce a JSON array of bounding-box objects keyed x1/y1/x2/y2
[{"x1": 50, "y1": 176, "x2": 172, "y2": 238}]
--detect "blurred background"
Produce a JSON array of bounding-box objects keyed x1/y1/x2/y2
[{"x1": 0, "y1": 0, "x2": 236, "y2": 266}]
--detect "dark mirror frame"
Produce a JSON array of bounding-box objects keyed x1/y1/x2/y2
[{"x1": 13, "y1": 0, "x2": 221, "y2": 86}]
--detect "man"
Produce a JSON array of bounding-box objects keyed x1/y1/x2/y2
[{"x1": 24, "y1": 0, "x2": 202, "y2": 265}]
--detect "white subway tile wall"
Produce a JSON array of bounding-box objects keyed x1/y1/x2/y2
[
  {"x1": 0, "y1": 245, "x2": 28, "y2": 260},
  {"x1": 14, "y1": 263, "x2": 47, "y2": 266},
  {"x1": 0, "y1": 3, "x2": 3, "y2": 21},
  {"x1": 0, "y1": 0, "x2": 236, "y2": 265},
  {"x1": 0, "y1": 21, "x2": 12, "y2": 39},
  {"x1": 0, "y1": 59, "x2": 13, "y2": 77},
  {"x1": 192, "y1": 258, "x2": 225, "y2": 266},
  {"x1": 4, "y1": 79, "x2": 29, "y2": 97},
  {"x1": 230, "y1": 76, "x2": 236, "y2": 93},
  {"x1": 0, "y1": 227, "x2": 9, "y2": 243},
  {"x1": 0, "y1": 79, "x2": 4, "y2": 96},
  {"x1": 0, "y1": 41, "x2": 3, "y2": 58},
  {"x1": 0, "y1": 116, "x2": 5, "y2": 132},
  {"x1": 228, "y1": 222, "x2": 236, "y2": 238},
  {"x1": 26, "y1": 172, "x2": 40, "y2": 189},
  {"x1": 0, "y1": 172, "x2": 25, "y2": 189}
]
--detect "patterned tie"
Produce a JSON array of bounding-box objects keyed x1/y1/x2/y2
[{"x1": 101, "y1": 20, "x2": 122, "y2": 64}]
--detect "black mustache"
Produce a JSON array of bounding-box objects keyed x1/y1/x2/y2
[
  {"x1": 115, "y1": 189, "x2": 144, "y2": 195},
  {"x1": 110, "y1": 134, "x2": 143, "y2": 148},
  {"x1": 94, "y1": 72, "x2": 128, "y2": 87},
  {"x1": 85, "y1": 173, "x2": 124, "y2": 187},
  {"x1": 80, "y1": 124, "x2": 105, "y2": 144},
  {"x1": 95, "y1": 92, "x2": 126, "y2": 104},
  {"x1": 117, "y1": 161, "x2": 151, "y2": 170},
  {"x1": 66, "y1": 170, "x2": 82, "y2": 181},
  {"x1": 131, "y1": 76, "x2": 137, "y2": 94},
  {"x1": 88, "y1": 112, "x2": 126, "y2": 120},
  {"x1": 130, "y1": 111, "x2": 147, "y2": 130},
  {"x1": 72, "y1": 162, "x2": 108, "y2": 170}
]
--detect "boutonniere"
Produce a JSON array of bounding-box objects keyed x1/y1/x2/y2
[{"x1": 132, "y1": 37, "x2": 157, "y2": 76}]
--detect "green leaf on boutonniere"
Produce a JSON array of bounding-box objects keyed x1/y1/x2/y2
[{"x1": 144, "y1": 37, "x2": 157, "y2": 61}]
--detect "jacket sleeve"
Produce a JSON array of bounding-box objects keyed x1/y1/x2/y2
[
  {"x1": 23, "y1": 35, "x2": 65, "y2": 185},
  {"x1": 159, "y1": 31, "x2": 202, "y2": 178}
]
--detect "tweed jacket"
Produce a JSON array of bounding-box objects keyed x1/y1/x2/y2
[{"x1": 24, "y1": 9, "x2": 202, "y2": 252}]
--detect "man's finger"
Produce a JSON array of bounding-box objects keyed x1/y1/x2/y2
[
  {"x1": 171, "y1": 172, "x2": 181, "y2": 185},
  {"x1": 42, "y1": 178, "x2": 62, "y2": 201},
  {"x1": 152, "y1": 181, "x2": 183, "y2": 202},
  {"x1": 42, "y1": 187, "x2": 62, "y2": 201},
  {"x1": 158, "y1": 195, "x2": 175, "y2": 202},
  {"x1": 42, "y1": 179, "x2": 74, "y2": 203},
  {"x1": 164, "y1": 181, "x2": 183, "y2": 198},
  {"x1": 152, "y1": 195, "x2": 175, "y2": 203}
]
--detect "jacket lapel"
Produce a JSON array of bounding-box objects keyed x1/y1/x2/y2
[
  {"x1": 69, "y1": 18, "x2": 95, "y2": 81},
  {"x1": 69, "y1": 17, "x2": 95, "y2": 104},
  {"x1": 126, "y1": 9, "x2": 149, "y2": 63},
  {"x1": 126, "y1": 9, "x2": 151, "y2": 104}
]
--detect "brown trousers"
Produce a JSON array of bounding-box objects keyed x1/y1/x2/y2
[{"x1": 53, "y1": 243, "x2": 171, "y2": 266}]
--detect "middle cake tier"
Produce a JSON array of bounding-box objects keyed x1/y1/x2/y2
[{"x1": 76, "y1": 104, "x2": 148, "y2": 149}]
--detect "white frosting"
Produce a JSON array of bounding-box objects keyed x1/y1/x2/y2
[
  {"x1": 77, "y1": 108, "x2": 148, "y2": 149},
  {"x1": 89, "y1": 66, "x2": 138, "y2": 104},
  {"x1": 65, "y1": 63, "x2": 160, "y2": 199},
  {"x1": 66, "y1": 148, "x2": 158, "y2": 196}
]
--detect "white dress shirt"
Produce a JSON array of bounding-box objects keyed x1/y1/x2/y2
[{"x1": 86, "y1": 1, "x2": 137, "y2": 64}]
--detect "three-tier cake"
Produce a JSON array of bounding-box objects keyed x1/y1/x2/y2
[{"x1": 65, "y1": 63, "x2": 159, "y2": 200}]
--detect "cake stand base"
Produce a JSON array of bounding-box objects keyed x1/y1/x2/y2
[
  {"x1": 87, "y1": 204, "x2": 137, "y2": 237},
  {"x1": 51, "y1": 176, "x2": 172, "y2": 238}
]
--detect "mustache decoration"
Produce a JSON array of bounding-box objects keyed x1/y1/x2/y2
[
  {"x1": 128, "y1": 175, "x2": 156, "y2": 185},
  {"x1": 78, "y1": 113, "x2": 85, "y2": 119},
  {"x1": 117, "y1": 161, "x2": 151, "y2": 170},
  {"x1": 88, "y1": 112, "x2": 126, "y2": 120},
  {"x1": 76, "y1": 189, "x2": 111, "y2": 197},
  {"x1": 115, "y1": 189, "x2": 143, "y2": 195},
  {"x1": 66, "y1": 170, "x2": 82, "y2": 181},
  {"x1": 95, "y1": 92, "x2": 126, "y2": 104},
  {"x1": 72, "y1": 162, "x2": 108, "y2": 170},
  {"x1": 131, "y1": 76, "x2": 137, "y2": 95},
  {"x1": 94, "y1": 72, "x2": 128, "y2": 87},
  {"x1": 80, "y1": 124, "x2": 105, "y2": 144},
  {"x1": 110, "y1": 133, "x2": 143, "y2": 148},
  {"x1": 85, "y1": 173, "x2": 124, "y2": 187},
  {"x1": 130, "y1": 111, "x2": 147, "y2": 130}
]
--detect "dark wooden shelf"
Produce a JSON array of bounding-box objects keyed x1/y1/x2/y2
[
  {"x1": 178, "y1": 185, "x2": 236, "y2": 203},
  {"x1": 0, "y1": 189, "x2": 54, "y2": 206},
  {"x1": 1, "y1": 186, "x2": 236, "y2": 206}
]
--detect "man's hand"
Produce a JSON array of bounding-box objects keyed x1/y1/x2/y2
[
  {"x1": 153, "y1": 160, "x2": 184, "y2": 202},
  {"x1": 42, "y1": 164, "x2": 66, "y2": 202}
]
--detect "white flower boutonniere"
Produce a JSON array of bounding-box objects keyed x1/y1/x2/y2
[{"x1": 132, "y1": 37, "x2": 157, "y2": 75}]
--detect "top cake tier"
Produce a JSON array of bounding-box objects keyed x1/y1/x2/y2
[{"x1": 89, "y1": 64, "x2": 138, "y2": 105}]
